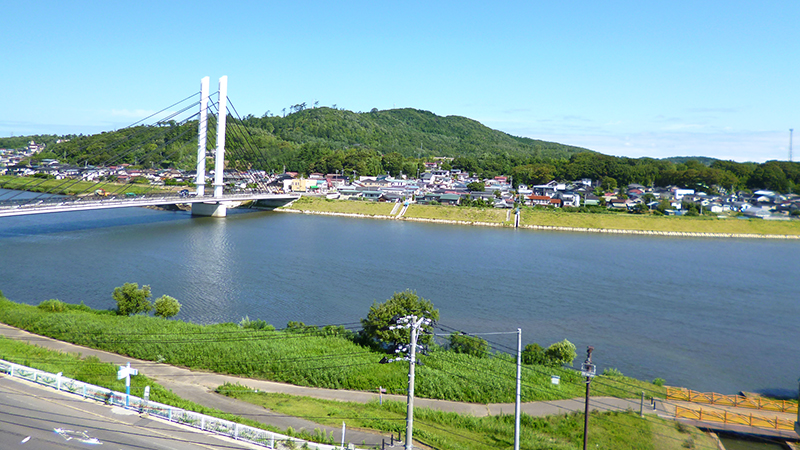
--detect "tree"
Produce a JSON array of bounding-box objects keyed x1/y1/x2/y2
[
  {"x1": 600, "y1": 176, "x2": 617, "y2": 192},
  {"x1": 154, "y1": 295, "x2": 181, "y2": 318},
  {"x1": 361, "y1": 290, "x2": 439, "y2": 346},
  {"x1": 449, "y1": 332, "x2": 490, "y2": 358},
  {"x1": 521, "y1": 343, "x2": 548, "y2": 365},
  {"x1": 544, "y1": 339, "x2": 577, "y2": 366},
  {"x1": 466, "y1": 181, "x2": 485, "y2": 192},
  {"x1": 113, "y1": 283, "x2": 152, "y2": 316}
]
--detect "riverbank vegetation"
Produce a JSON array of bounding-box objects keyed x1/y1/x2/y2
[
  {"x1": 283, "y1": 196, "x2": 800, "y2": 236},
  {"x1": 0, "y1": 175, "x2": 170, "y2": 196},
  {"x1": 218, "y1": 386, "x2": 717, "y2": 450},
  {"x1": 0, "y1": 330, "x2": 711, "y2": 450},
  {"x1": 0, "y1": 292, "x2": 665, "y2": 405},
  {"x1": 0, "y1": 335, "x2": 348, "y2": 446}
]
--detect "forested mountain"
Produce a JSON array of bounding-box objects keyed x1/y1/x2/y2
[
  {"x1": 5, "y1": 106, "x2": 800, "y2": 193},
  {"x1": 244, "y1": 107, "x2": 590, "y2": 160}
]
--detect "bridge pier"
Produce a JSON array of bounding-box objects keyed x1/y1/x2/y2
[{"x1": 191, "y1": 202, "x2": 227, "y2": 217}]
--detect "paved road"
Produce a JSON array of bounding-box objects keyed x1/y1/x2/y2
[
  {"x1": 0, "y1": 323, "x2": 658, "y2": 448},
  {"x1": 0, "y1": 375, "x2": 265, "y2": 450}
]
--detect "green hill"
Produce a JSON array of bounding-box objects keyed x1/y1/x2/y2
[{"x1": 244, "y1": 107, "x2": 591, "y2": 160}]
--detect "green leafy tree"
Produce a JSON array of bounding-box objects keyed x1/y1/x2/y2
[
  {"x1": 361, "y1": 290, "x2": 439, "y2": 346},
  {"x1": 113, "y1": 283, "x2": 152, "y2": 316},
  {"x1": 449, "y1": 333, "x2": 490, "y2": 358},
  {"x1": 600, "y1": 176, "x2": 618, "y2": 192},
  {"x1": 153, "y1": 295, "x2": 181, "y2": 318},
  {"x1": 544, "y1": 339, "x2": 577, "y2": 366},
  {"x1": 521, "y1": 343, "x2": 548, "y2": 365},
  {"x1": 466, "y1": 181, "x2": 485, "y2": 192}
]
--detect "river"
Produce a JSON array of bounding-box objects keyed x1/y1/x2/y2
[{"x1": 0, "y1": 190, "x2": 798, "y2": 397}]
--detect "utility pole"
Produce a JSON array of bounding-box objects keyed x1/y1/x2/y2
[
  {"x1": 380, "y1": 314, "x2": 433, "y2": 450},
  {"x1": 794, "y1": 376, "x2": 799, "y2": 435},
  {"x1": 790, "y1": 129, "x2": 794, "y2": 162},
  {"x1": 581, "y1": 347, "x2": 596, "y2": 450},
  {"x1": 514, "y1": 328, "x2": 522, "y2": 450}
]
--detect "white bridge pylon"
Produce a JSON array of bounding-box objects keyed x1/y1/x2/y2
[{"x1": 193, "y1": 76, "x2": 229, "y2": 217}]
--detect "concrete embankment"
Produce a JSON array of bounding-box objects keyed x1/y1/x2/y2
[{"x1": 278, "y1": 208, "x2": 800, "y2": 240}]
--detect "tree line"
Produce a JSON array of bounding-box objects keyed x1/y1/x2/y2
[{"x1": 9, "y1": 106, "x2": 800, "y2": 193}]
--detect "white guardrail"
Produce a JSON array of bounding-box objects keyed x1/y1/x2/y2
[{"x1": 0, "y1": 359, "x2": 349, "y2": 450}]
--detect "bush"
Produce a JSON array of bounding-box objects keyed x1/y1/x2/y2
[
  {"x1": 38, "y1": 299, "x2": 67, "y2": 312},
  {"x1": 112, "y1": 283, "x2": 152, "y2": 316},
  {"x1": 652, "y1": 378, "x2": 665, "y2": 387},
  {"x1": 239, "y1": 316, "x2": 274, "y2": 331},
  {"x1": 544, "y1": 339, "x2": 577, "y2": 366},
  {"x1": 449, "y1": 333, "x2": 490, "y2": 358},
  {"x1": 286, "y1": 321, "x2": 318, "y2": 333},
  {"x1": 521, "y1": 343, "x2": 548, "y2": 365},
  {"x1": 603, "y1": 367, "x2": 624, "y2": 377},
  {"x1": 361, "y1": 290, "x2": 439, "y2": 346},
  {"x1": 153, "y1": 295, "x2": 181, "y2": 318}
]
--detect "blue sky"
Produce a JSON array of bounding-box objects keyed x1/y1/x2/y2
[{"x1": 4, "y1": 1, "x2": 798, "y2": 162}]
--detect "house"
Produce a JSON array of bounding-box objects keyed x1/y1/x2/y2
[
  {"x1": 583, "y1": 194, "x2": 601, "y2": 207},
  {"x1": 360, "y1": 190, "x2": 383, "y2": 201},
  {"x1": 609, "y1": 199, "x2": 635, "y2": 210},
  {"x1": 527, "y1": 194, "x2": 561, "y2": 207}
]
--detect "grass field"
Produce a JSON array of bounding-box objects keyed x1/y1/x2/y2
[
  {"x1": 0, "y1": 295, "x2": 666, "y2": 405},
  {"x1": 287, "y1": 196, "x2": 395, "y2": 216},
  {"x1": 283, "y1": 196, "x2": 800, "y2": 236},
  {"x1": 0, "y1": 332, "x2": 713, "y2": 450},
  {"x1": 519, "y1": 207, "x2": 800, "y2": 235},
  {"x1": 218, "y1": 386, "x2": 718, "y2": 450},
  {"x1": 0, "y1": 175, "x2": 174, "y2": 196}
]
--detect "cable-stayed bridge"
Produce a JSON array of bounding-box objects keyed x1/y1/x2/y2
[{"x1": 0, "y1": 76, "x2": 298, "y2": 218}]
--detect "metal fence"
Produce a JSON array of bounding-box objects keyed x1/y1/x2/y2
[
  {"x1": 0, "y1": 359, "x2": 347, "y2": 450},
  {"x1": 675, "y1": 405, "x2": 795, "y2": 431},
  {"x1": 667, "y1": 387, "x2": 798, "y2": 414}
]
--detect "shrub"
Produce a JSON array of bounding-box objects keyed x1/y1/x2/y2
[
  {"x1": 239, "y1": 316, "x2": 274, "y2": 331},
  {"x1": 286, "y1": 321, "x2": 318, "y2": 333},
  {"x1": 38, "y1": 299, "x2": 67, "y2": 312},
  {"x1": 652, "y1": 378, "x2": 665, "y2": 387},
  {"x1": 544, "y1": 339, "x2": 577, "y2": 366},
  {"x1": 153, "y1": 295, "x2": 181, "y2": 318},
  {"x1": 449, "y1": 333, "x2": 490, "y2": 358},
  {"x1": 113, "y1": 283, "x2": 152, "y2": 316},
  {"x1": 602, "y1": 367, "x2": 624, "y2": 377},
  {"x1": 521, "y1": 343, "x2": 548, "y2": 365}
]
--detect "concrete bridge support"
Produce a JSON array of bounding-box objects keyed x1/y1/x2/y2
[{"x1": 191, "y1": 202, "x2": 227, "y2": 217}]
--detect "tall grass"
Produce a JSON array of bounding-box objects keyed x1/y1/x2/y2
[
  {"x1": 218, "y1": 387, "x2": 715, "y2": 450},
  {"x1": 0, "y1": 297, "x2": 664, "y2": 404}
]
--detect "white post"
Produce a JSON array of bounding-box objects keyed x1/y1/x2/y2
[
  {"x1": 196, "y1": 76, "x2": 209, "y2": 197},
  {"x1": 214, "y1": 76, "x2": 228, "y2": 198},
  {"x1": 341, "y1": 422, "x2": 346, "y2": 449},
  {"x1": 405, "y1": 317, "x2": 423, "y2": 450},
  {"x1": 514, "y1": 328, "x2": 521, "y2": 450}
]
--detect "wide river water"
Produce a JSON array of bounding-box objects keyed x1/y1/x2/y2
[{"x1": 0, "y1": 190, "x2": 798, "y2": 397}]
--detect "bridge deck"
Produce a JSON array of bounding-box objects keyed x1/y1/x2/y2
[{"x1": 0, "y1": 193, "x2": 299, "y2": 217}]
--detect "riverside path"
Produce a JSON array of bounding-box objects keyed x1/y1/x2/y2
[{"x1": 0, "y1": 323, "x2": 662, "y2": 447}]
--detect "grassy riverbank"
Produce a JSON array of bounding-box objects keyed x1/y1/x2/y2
[
  {"x1": 0, "y1": 295, "x2": 664, "y2": 404},
  {"x1": 219, "y1": 386, "x2": 716, "y2": 450},
  {"x1": 283, "y1": 196, "x2": 800, "y2": 236},
  {"x1": 0, "y1": 333, "x2": 712, "y2": 450}
]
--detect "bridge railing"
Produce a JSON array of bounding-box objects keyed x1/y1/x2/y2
[
  {"x1": 675, "y1": 405, "x2": 795, "y2": 431},
  {"x1": 0, "y1": 359, "x2": 344, "y2": 450},
  {"x1": 667, "y1": 387, "x2": 798, "y2": 413}
]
